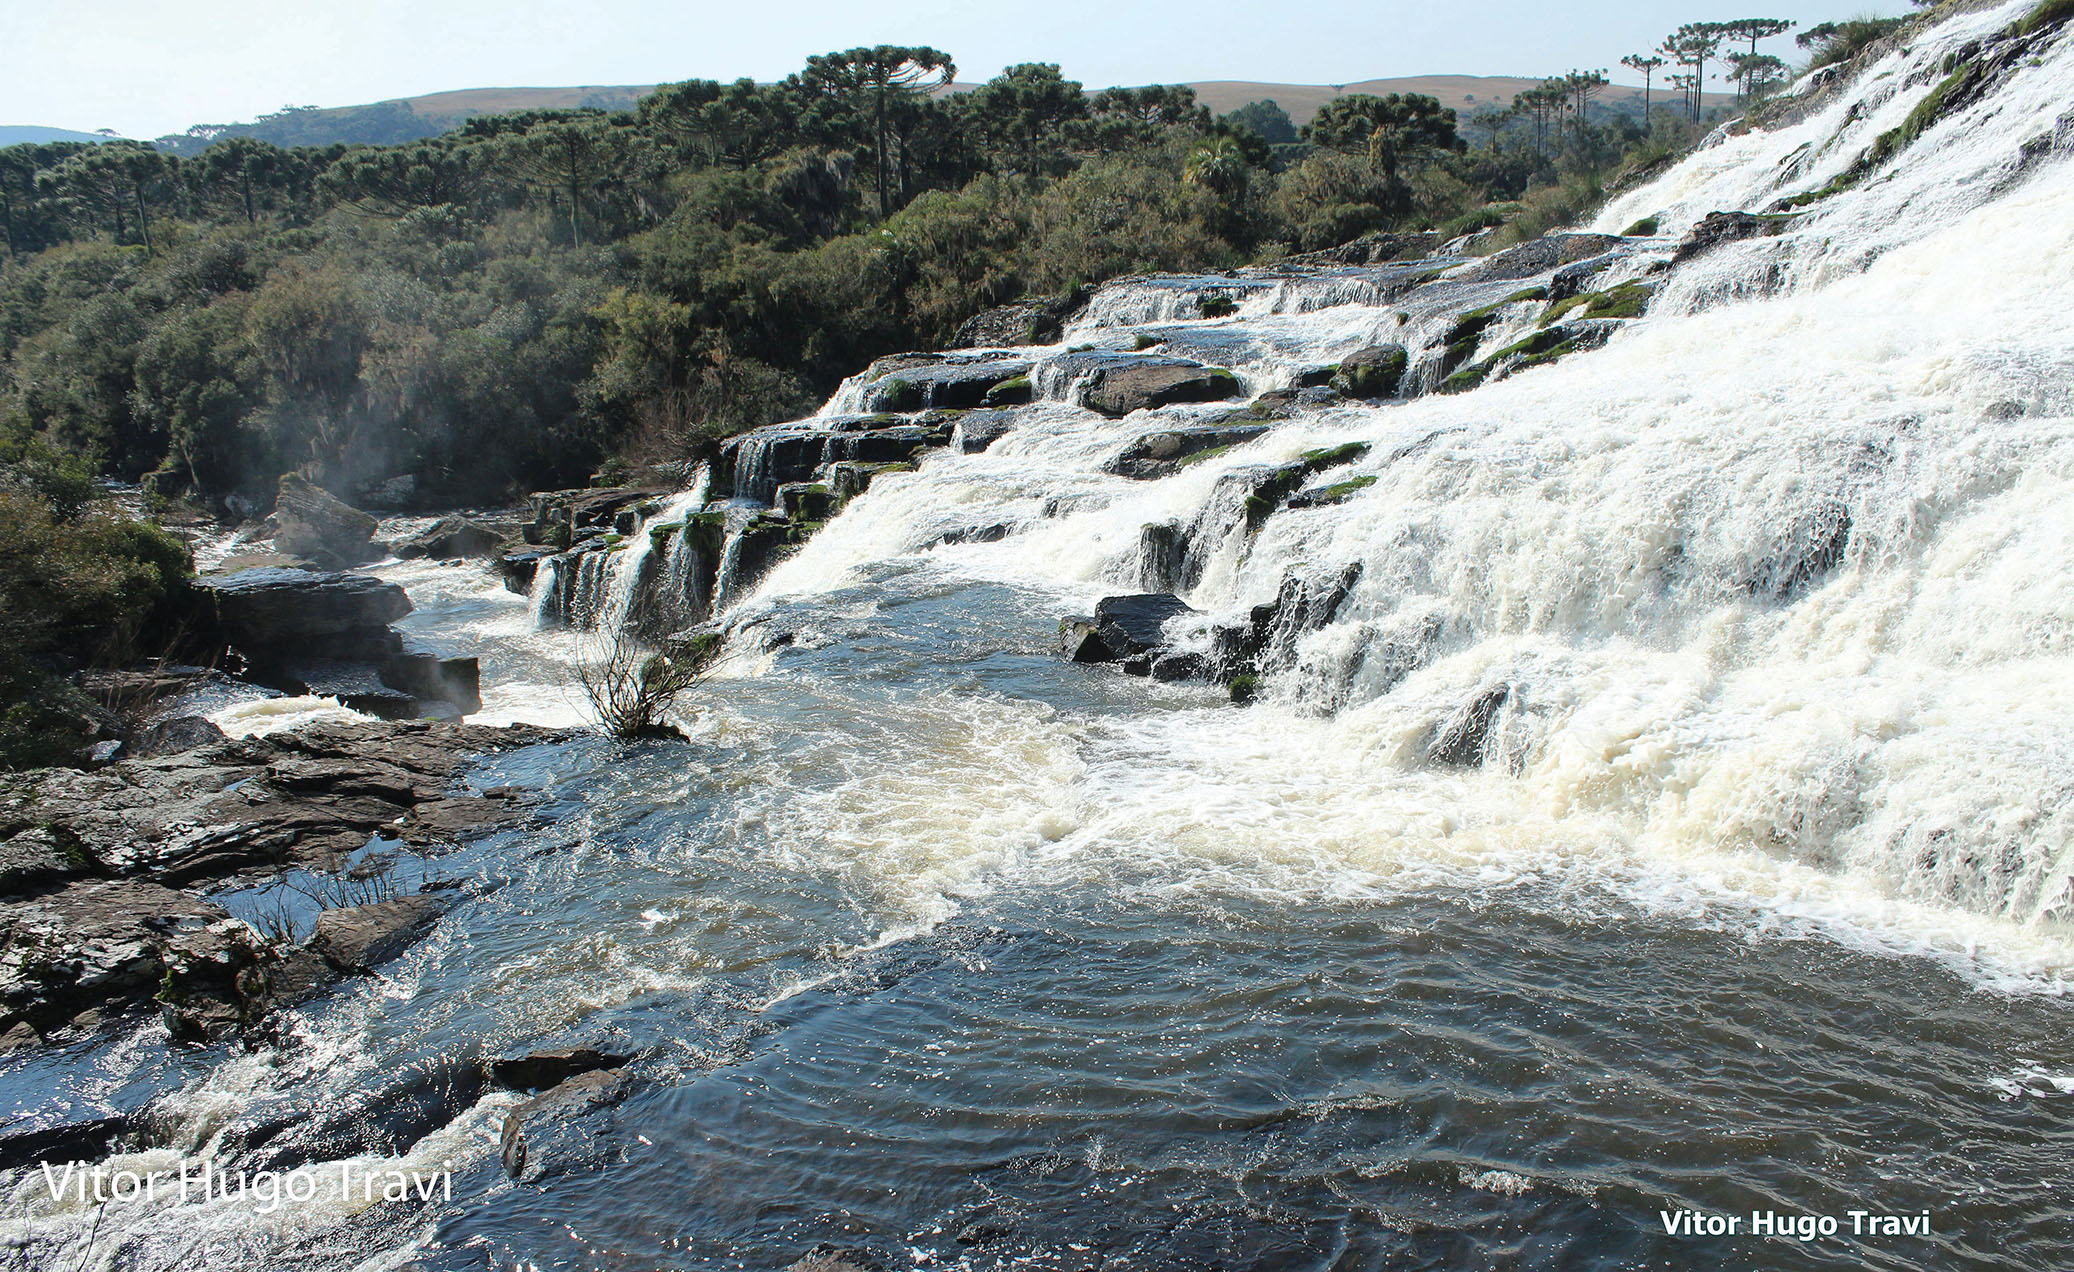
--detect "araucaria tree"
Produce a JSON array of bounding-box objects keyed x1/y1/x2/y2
[
  {"x1": 1302, "y1": 93, "x2": 1460, "y2": 184},
  {"x1": 1621, "y1": 54, "x2": 1666, "y2": 119},
  {"x1": 793, "y1": 46, "x2": 956, "y2": 218}
]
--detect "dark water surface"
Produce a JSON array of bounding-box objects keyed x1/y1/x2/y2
[{"x1": 8, "y1": 567, "x2": 2067, "y2": 1271}]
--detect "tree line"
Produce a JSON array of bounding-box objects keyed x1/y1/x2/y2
[{"x1": 1, "y1": 26, "x2": 1823, "y2": 509}]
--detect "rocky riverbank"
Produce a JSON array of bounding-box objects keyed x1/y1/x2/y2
[{"x1": 0, "y1": 717, "x2": 566, "y2": 1053}]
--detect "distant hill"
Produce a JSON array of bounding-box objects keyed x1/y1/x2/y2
[
  {"x1": 145, "y1": 75, "x2": 1736, "y2": 153},
  {"x1": 1, "y1": 125, "x2": 122, "y2": 148}
]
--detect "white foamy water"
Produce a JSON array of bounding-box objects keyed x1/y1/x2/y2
[{"x1": 721, "y1": 2, "x2": 2074, "y2": 983}]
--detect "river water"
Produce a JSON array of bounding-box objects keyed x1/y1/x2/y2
[{"x1": 8, "y1": 2, "x2": 2074, "y2": 1268}]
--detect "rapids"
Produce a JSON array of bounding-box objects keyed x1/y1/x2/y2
[{"x1": 7, "y1": 3, "x2": 2074, "y2": 1268}]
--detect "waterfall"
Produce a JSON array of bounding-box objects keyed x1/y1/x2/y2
[
  {"x1": 531, "y1": 468, "x2": 709, "y2": 633},
  {"x1": 715, "y1": 0, "x2": 2074, "y2": 935}
]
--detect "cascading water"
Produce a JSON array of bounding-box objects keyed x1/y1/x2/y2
[
  {"x1": 529, "y1": 468, "x2": 709, "y2": 632},
  {"x1": 724, "y1": 0, "x2": 2074, "y2": 948},
  {"x1": 13, "y1": 7, "x2": 2074, "y2": 1270}
]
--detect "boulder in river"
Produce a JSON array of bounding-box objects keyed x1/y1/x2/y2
[
  {"x1": 1331, "y1": 344, "x2": 1409, "y2": 399},
  {"x1": 272, "y1": 473, "x2": 378, "y2": 569},
  {"x1": 199, "y1": 568, "x2": 413, "y2": 644},
  {"x1": 310, "y1": 895, "x2": 447, "y2": 971},
  {"x1": 489, "y1": 1046, "x2": 633, "y2": 1091},
  {"x1": 395, "y1": 516, "x2": 504, "y2": 561},
  {"x1": 1080, "y1": 359, "x2": 1243, "y2": 417}
]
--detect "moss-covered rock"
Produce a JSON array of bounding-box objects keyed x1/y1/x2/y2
[
  {"x1": 1330, "y1": 344, "x2": 1409, "y2": 399},
  {"x1": 983, "y1": 375, "x2": 1034, "y2": 406}
]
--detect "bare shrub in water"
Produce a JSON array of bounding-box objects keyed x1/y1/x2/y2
[{"x1": 575, "y1": 626, "x2": 722, "y2": 740}]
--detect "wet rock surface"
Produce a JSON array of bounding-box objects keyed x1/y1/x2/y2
[
  {"x1": 1104, "y1": 424, "x2": 1270, "y2": 480},
  {"x1": 0, "y1": 718, "x2": 564, "y2": 1050},
  {"x1": 396, "y1": 515, "x2": 506, "y2": 561},
  {"x1": 1075, "y1": 356, "x2": 1243, "y2": 417},
  {"x1": 489, "y1": 1045, "x2": 634, "y2": 1091},
  {"x1": 195, "y1": 569, "x2": 478, "y2": 718}
]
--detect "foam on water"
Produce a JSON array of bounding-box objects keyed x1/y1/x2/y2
[
  {"x1": 211, "y1": 694, "x2": 360, "y2": 738},
  {"x1": 720, "y1": 4, "x2": 2074, "y2": 984}
]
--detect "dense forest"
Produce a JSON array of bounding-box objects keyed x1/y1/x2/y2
[
  {"x1": 0, "y1": 18, "x2": 1859, "y2": 511},
  {"x1": 0, "y1": 14, "x2": 1894, "y2": 766}
]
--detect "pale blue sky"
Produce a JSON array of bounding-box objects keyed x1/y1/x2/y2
[{"x1": 4, "y1": 0, "x2": 1911, "y2": 138}]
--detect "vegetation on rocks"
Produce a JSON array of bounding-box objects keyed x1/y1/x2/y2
[{"x1": 0, "y1": 441, "x2": 195, "y2": 768}]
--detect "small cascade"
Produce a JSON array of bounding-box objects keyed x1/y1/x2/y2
[{"x1": 531, "y1": 469, "x2": 709, "y2": 634}]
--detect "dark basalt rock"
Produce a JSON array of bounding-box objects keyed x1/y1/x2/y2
[
  {"x1": 854, "y1": 354, "x2": 1033, "y2": 413},
  {"x1": 378, "y1": 649, "x2": 483, "y2": 717},
  {"x1": 1429, "y1": 685, "x2": 1512, "y2": 767},
  {"x1": 310, "y1": 895, "x2": 448, "y2": 972},
  {"x1": 1105, "y1": 424, "x2": 1271, "y2": 480},
  {"x1": 1451, "y1": 233, "x2": 1624, "y2": 284},
  {"x1": 499, "y1": 1066, "x2": 634, "y2": 1181},
  {"x1": 198, "y1": 569, "x2": 413, "y2": 643},
  {"x1": 1673, "y1": 211, "x2": 1793, "y2": 263},
  {"x1": 1078, "y1": 358, "x2": 1242, "y2": 417},
  {"x1": 126, "y1": 715, "x2": 229, "y2": 759},
  {"x1": 395, "y1": 516, "x2": 504, "y2": 561},
  {"x1": 1094, "y1": 594, "x2": 1201, "y2": 665},
  {"x1": 489, "y1": 1046, "x2": 633, "y2": 1092},
  {"x1": 272, "y1": 473, "x2": 378, "y2": 570},
  {"x1": 498, "y1": 546, "x2": 559, "y2": 593},
  {"x1": 1747, "y1": 499, "x2": 1852, "y2": 601},
  {"x1": 1281, "y1": 230, "x2": 1441, "y2": 267},
  {"x1": 0, "y1": 827, "x2": 89, "y2": 897},
  {"x1": 1331, "y1": 344, "x2": 1410, "y2": 398},
  {"x1": 0, "y1": 878, "x2": 231, "y2": 1042},
  {"x1": 0, "y1": 1113, "x2": 140, "y2": 1172},
  {"x1": 1057, "y1": 617, "x2": 1110, "y2": 663},
  {"x1": 0, "y1": 719, "x2": 559, "y2": 1050},
  {"x1": 952, "y1": 285, "x2": 1093, "y2": 347},
  {"x1": 952, "y1": 409, "x2": 1020, "y2": 454},
  {"x1": 1209, "y1": 565, "x2": 1365, "y2": 682},
  {"x1": 195, "y1": 570, "x2": 477, "y2": 718}
]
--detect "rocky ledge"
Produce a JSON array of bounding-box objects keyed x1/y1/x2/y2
[
  {"x1": 0, "y1": 718, "x2": 565, "y2": 1051},
  {"x1": 196, "y1": 568, "x2": 481, "y2": 720}
]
